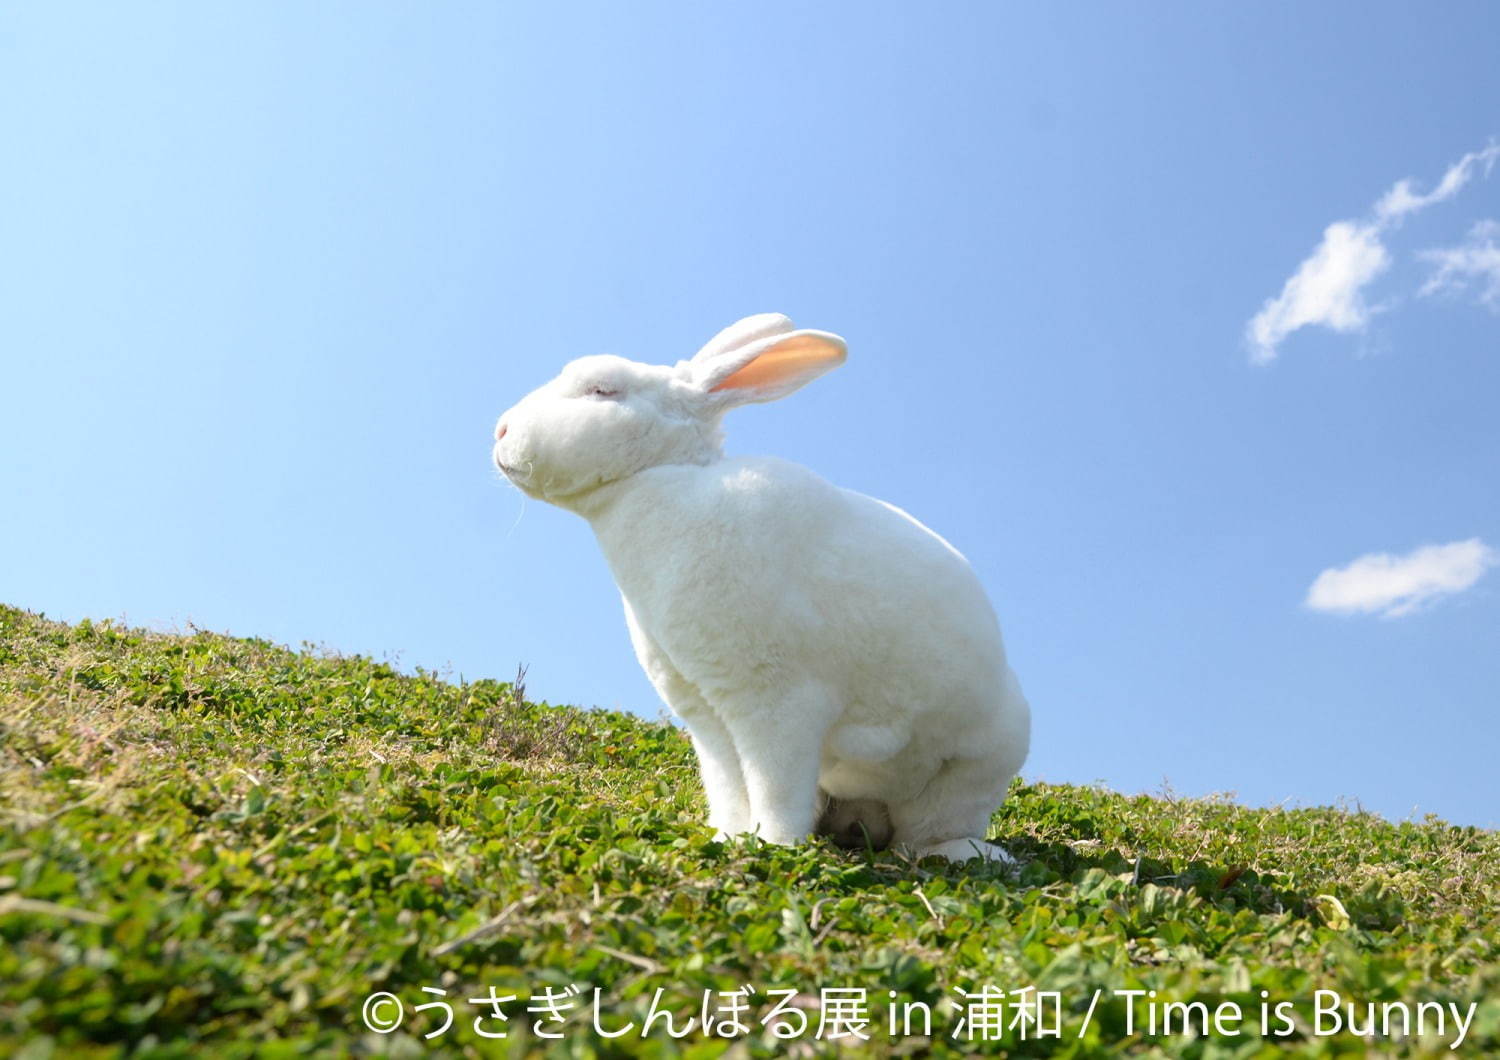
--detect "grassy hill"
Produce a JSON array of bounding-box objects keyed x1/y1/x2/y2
[{"x1": 1, "y1": 603, "x2": 1496, "y2": 1057}]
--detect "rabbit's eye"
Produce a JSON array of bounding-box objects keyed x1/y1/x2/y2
[{"x1": 585, "y1": 385, "x2": 622, "y2": 400}]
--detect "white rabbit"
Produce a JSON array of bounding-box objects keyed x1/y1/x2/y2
[{"x1": 493, "y1": 313, "x2": 1030, "y2": 862}]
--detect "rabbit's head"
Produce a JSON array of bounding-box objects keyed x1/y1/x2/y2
[{"x1": 493, "y1": 313, "x2": 846, "y2": 507}]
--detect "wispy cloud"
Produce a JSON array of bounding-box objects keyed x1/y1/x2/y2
[
  {"x1": 1373, "y1": 144, "x2": 1500, "y2": 223},
  {"x1": 1305, "y1": 538, "x2": 1497, "y2": 619},
  {"x1": 1420, "y1": 219, "x2": 1500, "y2": 310},
  {"x1": 1247, "y1": 142, "x2": 1500, "y2": 365}
]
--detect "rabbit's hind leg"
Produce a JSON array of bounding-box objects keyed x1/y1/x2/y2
[{"x1": 888, "y1": 752, "x2": 1020, "y2": 864}]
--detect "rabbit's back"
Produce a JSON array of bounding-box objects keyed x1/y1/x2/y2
[{"x1": 592, "y1": 457, "x2": 1024, "y2": 767}]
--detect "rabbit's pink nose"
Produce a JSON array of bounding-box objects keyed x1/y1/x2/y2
[{"x1": 495, "y1": 422, "x2": 509, "y2": 442}]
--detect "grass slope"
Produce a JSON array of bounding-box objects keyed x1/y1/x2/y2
[{"x1": 1, "y1": 603, "x2": 1496, "y2": 1058}]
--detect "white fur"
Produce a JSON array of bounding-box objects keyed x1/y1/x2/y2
[{"x1": 493, "y1": 314, "x2": 1030, "y2": 861}]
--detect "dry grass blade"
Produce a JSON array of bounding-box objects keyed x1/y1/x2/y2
[
  {"x1": 430, "y1": 895, "x2": 540, "y2": 957},
  {"x1": 0, "y1": 895, "x2": 110, "y2": 926}
]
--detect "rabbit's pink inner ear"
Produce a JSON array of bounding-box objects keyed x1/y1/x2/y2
[{"x1": 708, "y1": 334, "x2": 845, "y2": 393}]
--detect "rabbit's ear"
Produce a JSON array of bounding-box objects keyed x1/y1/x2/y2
[
  {"x1": 692, "y1": 328, "x2": 848, "y2": 406},
  {"x1": 692, "y1": 313, "x2": 795, "y2": 363}
]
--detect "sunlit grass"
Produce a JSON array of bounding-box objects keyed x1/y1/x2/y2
[{"x1": 2, "y1": 604, "x2": 1496, "y2": 1057}]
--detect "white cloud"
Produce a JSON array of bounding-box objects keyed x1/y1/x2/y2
[
  {"x1": 1374, "y1": 143, "x2": 1500, "y2": 223},
  {"x1": 1246, "y1": 220, "x2": 1389, "y2": 366},
  {"x1": 1420, "y1": 219, "x2": 1500, "y2": 310},
  {"x1": 1247, "y1": 141, "x2": 1499, "y2": 365},
  {"x1": 1305, "y1": 538, "x2": 1497, "y2": 619}
]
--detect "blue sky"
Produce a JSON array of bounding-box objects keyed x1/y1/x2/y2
[{"x1": 3, "y1": 3, "x2": 1497, "y2": 827}]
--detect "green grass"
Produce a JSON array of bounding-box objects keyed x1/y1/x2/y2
[{"x1": 1, "y1": 603, "x2": 1496, "y2": 1058}]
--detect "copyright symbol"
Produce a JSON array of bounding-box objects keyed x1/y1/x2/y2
[{"x1": 362, "y1": 991, "x2": 404, "y2": 1033}]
